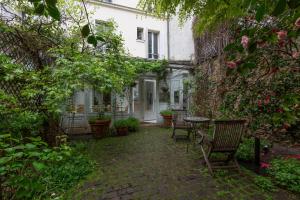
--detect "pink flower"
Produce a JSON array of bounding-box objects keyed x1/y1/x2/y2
[
  {"x1": 241, "y1": 35, "x2": 249, "y2": 49},
  {"x1": 276, "y1": 108, "x2": 284, "y2": 113},
  {"x1": 292, "y1": 51, "x2": 300, "y2": 59},
  {"x1": 226, "y1": 61, "x2": 237, "y2": 69},
  {"x1": 264, "y1": 95, "x2": 270, "y2": 105},
  {"x1": 257, "y1": 100, "x2": 262, "y2": 107},
  {"x1": 295, "y1": 17, "x2": 300, "y2": 28},
  {"x1": 260, "y1": 162, "x2": 270, "y2": 169},
  {"x1": 286, "y1": 155, "x2": 300, "y2": 160},
  {"x1": 277, "y1": 31, "x2": 287, "y2": 40}
]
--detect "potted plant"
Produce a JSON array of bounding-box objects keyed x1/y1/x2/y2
[
  {"x1": 127, "y1": 117, "x2": 140, "y2": 132},
  {"x1": 89, "y1": 113, "x2": 111, "y2": 138},
  {"x1": 160, "y1": 109, "x2": 174, "y2": 127},
  {"x1": 114, "y1": 119, "x2": 129, "y2": 136}
]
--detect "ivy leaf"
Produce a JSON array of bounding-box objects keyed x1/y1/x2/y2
[
  {"x1": 45, "y1": 0, "x2": 57, "y2": 6},
  {"x1": 96, "y1": 35, "x2": 105, "y2": 42},
  {"x1": 87, "y1": 35, "x2": 98, "y2": 47},
  {"x1": 272, "y1": 0, "x2": 286, "y2": 16},
  {"x1": 46, "y1": 4, "x2": 60, "y2": 21},
  {"x1": 34, "y1": 3, "x2": 45, "y2": 15},
  {"x1": 0, "y1": 157, "x2": 12, "y2": 165},
  {"x1": 32, "y1": 161, "x2": 46, "y2": 171},
  {"x1": 81, "y1": 24, "x2": 90, "y2": 37}
]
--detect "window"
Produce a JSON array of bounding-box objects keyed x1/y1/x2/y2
[
  {"x1": 95, "y1": 20, "x2": 111, "y2": 53},
  {"x1": 95, "y1": 20, "x2": 111, "y2": 33},
  {"x1": 148, "y1": 31, "x2": 159, "y2": 59},
  {"x1": 137, "y1": 27, "x2": 144, "y2": 40}
]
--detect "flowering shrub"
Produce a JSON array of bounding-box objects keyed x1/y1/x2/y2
[{"x1": 221, "y1": 7, "x2": 300, "y2": 139}]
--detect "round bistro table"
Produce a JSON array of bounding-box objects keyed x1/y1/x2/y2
[{"x1": 184, "y1": 116, "x2": 210, "y2": 151}]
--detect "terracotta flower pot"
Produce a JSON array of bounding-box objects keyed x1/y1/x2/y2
[
  {"x1": 90, "y1": 119, "x2": 111, "y2": 138},
  {"x1": 162, "y1": 115, "x2": 172, "y2": 127},
  {"x1": 116, "y1": 126, "x2": 128, "y2": 136}
]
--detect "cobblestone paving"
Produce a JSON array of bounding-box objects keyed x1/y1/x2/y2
[{"x1": 70, "y1": 127, "x2": 299, "y2": 200}]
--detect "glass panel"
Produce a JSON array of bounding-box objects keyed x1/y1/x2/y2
[
  {"x1": 174, "y1": 91, "x2": 180, "y2": 104},
  {"x1": 137, "y1": 28, "x2": 143, "y2": 40},
  {"x1": 132, "y1": 83, "x2": 140, "y2": 113},
  {"x1": 153, "y1": 33, "x2": 158, "y2": 58},
  {"x1": 145, "y1": 81, "x2": 154, "y2": 111},
  {"x1": 148, "y1": 32, "x2": 152, "y2": 58},
  {"x1": 159, "y1": 81, "x2": 169, "y2": 102},
  {"x1": 103, "y1": 92, "x2": 111, "y2": 112}
]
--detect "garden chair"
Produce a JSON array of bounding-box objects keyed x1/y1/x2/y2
[
  {"x1": 171, "y1": 109, "x2": 191, "y2": 141},
  {"x1": 199, "y1": 120, "x2": 246, "y2": 175}
]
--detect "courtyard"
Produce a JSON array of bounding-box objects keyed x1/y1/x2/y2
[{"x1": 68, "y1": 127, "x2": 299, "y2": 200}]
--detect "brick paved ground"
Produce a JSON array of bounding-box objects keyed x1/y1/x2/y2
[{"x1": 69, "y1": 127, "x2": 299, "y2": 200}]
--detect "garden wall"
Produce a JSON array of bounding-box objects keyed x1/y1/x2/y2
[{"x1": 192, "y1": 56, "x2": 226, "y2": 118}]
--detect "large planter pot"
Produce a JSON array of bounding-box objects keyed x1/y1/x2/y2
[
  {"x1": 89, "y1": 120, "x2": 111, "y2": 138},
  {"x1": 116, "y1": 127, "x2": 128, "y2": 136},
  {"x1": 161, "y1": 115, "x2": 172, "y2": 127}
]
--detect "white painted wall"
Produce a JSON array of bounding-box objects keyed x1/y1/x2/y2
[
  {"x1": 169, "y1": 15, "x2": 195, "y2": 61},
  {"x1": 87, "y1": 1, "x2": 168, "y2": 59},
  {"x1": 112, "y1": 0, "x2": 140, "y2": 8}
]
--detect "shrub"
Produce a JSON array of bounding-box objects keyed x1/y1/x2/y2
[
  {"x1": 88, "y1": 114, "x2": 112, "y2": 123},
  {"x1": 160, "y1": 109, "x2": 173, "y2": 116},
  {"x1": 236, "y1": 137, "x2": 270, "y2": 161},
  {"x1": 0, "y1": 134, "x2": 94, "y2": 199},
  {"x1": 127, "y1": 117, "x2": 140, "y2": 132},
  {"x1": 268, "y1": 158, "x2": 300, "y2": 193},
  {"x1": 113, "y1": 119, "x2": 130, "y2": 129}
]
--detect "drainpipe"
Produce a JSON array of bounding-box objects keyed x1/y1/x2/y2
[{"x1": 167, "y1": 15, "x2": 170, "y2": 60}]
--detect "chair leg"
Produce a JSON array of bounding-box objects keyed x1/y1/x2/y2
[
  {"x1": 200, "y1": 145, "x2": 213, "y2": 175},
  {"x1": 172, "y1": 127, "x2": 175, "y2": 138},
  {"x1": 233, "y1": 157, "x2": 242, "y2": 174}
]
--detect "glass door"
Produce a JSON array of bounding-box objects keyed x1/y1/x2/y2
[{"x1": 144, "y1": 79, "x2": 156, "y2": 121}]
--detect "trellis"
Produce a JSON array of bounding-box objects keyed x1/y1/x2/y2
[{"x1": 192, "y1": 20, "x2": 231, "y2": 118}]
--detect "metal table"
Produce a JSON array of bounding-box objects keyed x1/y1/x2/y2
[{"x1": 184, "y1": 116, "x2": 210, "y2": 151}]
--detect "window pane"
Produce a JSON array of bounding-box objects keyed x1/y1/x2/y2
[
  {"x1": 148, "y1": 32, "x2": 152, "y2": 58},
  {"x1": 137, "y1": 28, "x2": 143, "y2": 40},
  {"x1": 153, "y1": 33, "x2": 158, "y2": 56},
  {"x1": 174, "y1": 91, "x2": 180, "y2": 104}
]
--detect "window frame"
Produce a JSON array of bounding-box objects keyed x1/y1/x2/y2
[
  {"x1": 136, "y1": 27, "x2": 144, "y2": 41},
  {"x1": 148, "y1": 30, "x2": 159, "y2": 59}
]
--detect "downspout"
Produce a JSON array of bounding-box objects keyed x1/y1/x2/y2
[{"x1": 167, "y1": 16, "x2": 170, "y2": 60}]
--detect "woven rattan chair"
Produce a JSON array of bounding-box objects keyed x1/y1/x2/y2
[
  {"x1": 199, "y1": 120, "x2": 246, "y2": 175},
  {"x1": 171, "y1": 109, "x2": 191, "y2": 141}
]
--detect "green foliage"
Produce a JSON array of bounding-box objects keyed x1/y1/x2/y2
[
  {"x1": 127, "y1": 117, "x2": 140, "y2": 132},
  {"x1": 268, "y1": 158, "x2": 300, "y2": 193},
  {"x1": 236, "y1": 138, "x2": 270, "y2": 161},
  {"x1": 88, "y1": 114, "x2": 112, "y2": 123},
  {"x1": 113, "y1": 119, "x2": 130, "y2": 129},
  {"x1": 160, "y1": 109, "x2": 174, "y2": 116},
  {"x1": 139, "y1": 0, "x2": 299, "y2": 34},
  {"x1": 0, "y1": 134, "x2": 93, "y2": 199},
  {"x1": 254, "y1": 176, "x2": 277, "y2": 192},
  {"x1": 113, "y1": 117, "x2": 139, "y2": 131}
]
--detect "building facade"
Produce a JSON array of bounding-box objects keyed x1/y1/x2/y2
[{"x1": 63, "y1": 0, "x2": 195, "y2": 133}]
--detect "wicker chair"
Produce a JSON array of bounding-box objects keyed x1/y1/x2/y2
[
  {"x1": 171, "y1": 109, "x2": 191, "y2": 141},
  {"x1": 199, "y1": 120, "x2": 246, "y2": 175}
]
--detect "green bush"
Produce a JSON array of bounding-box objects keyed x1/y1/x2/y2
[
  {"x1": 268, "y1": 158, "x2": 300, "y2": 193},
  {"x1": 113, "y1": 119, "x2": 130, "y2": 128},
  {"x1": 127, "y1": 117, "x2": 140, "y2": 132},
  {"x1": 159, "y1": 109, "x2": 174, "y2": 116},
  {"x1": 236, "y1": 138, "x2": 270, "y2": 161},
  {"x1": 0, "y1": 134, "x2": 94, "y2": 199},
  {"x1": 88, "y1": 114, "x2": 111, "y2": 123}
]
